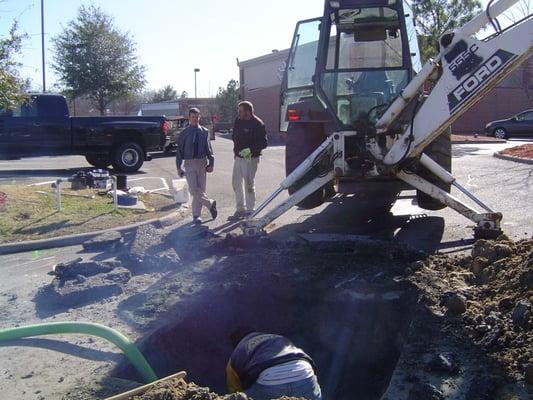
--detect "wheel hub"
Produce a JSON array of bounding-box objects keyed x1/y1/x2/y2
[{"x1": 122, "y1": 149, "x2": 138, "y2": 166}]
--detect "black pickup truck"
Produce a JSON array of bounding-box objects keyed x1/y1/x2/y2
[{"x1": 0, "y1": 94, "x2": 169, "y2": 172}]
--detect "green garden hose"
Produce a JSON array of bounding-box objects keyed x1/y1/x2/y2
[{"x1": 0, "y1": 321, "x2": 158, "y2": 383}]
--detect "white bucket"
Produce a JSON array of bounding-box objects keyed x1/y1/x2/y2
[{"x1": 171, "y1": 178, "x2": 190, "y2": 204}]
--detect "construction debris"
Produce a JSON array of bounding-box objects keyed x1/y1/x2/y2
[{"x1": 35, "y1": 260, "x2": 131, "y2": 312}]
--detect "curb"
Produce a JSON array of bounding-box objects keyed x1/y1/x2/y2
[
  {"x1": 0, "y1": 211, "x2": 183, "y2": 256},
  {"x1": 493, "y1": 152, "x2": 533, "y2": 165},
  {"x1": 452, "y1": 140, "x2": 506, "y2": 145}
]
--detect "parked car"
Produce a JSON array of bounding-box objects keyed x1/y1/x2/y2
[
  {"x1": 0, "y1": 94, "x2": 170, "y2": 172},
  {"x1": 485, "y1": 109, "x2": 533, "y2": 139}
]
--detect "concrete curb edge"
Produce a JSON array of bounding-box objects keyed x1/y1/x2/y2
[
  {"x1": 493, "y1": 152, "x2": 533, "y2": 165},
  {"x1": 0, "y1": 211, "x2": 182, "y2": 256}
]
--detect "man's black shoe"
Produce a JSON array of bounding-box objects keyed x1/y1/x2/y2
[{"x1": 210, "y1": 201, "x2": 218, "y2": 220}]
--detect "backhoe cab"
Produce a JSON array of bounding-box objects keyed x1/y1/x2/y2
[
  {"x1": 280, "y1": 0, "x2": 434, "y2": 211},
  {"x1": 282, "y1": 0, "x2": 420, "y2": 132}
]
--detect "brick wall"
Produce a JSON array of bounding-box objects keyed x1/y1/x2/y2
[{"x1": 452, "y1": 56, "x2": 533, "y2": 134}]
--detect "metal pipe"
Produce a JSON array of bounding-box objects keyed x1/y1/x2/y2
[
  {"x1": 111, "y1": 176, "x2": 117, "y2": 210},
  {"x1": 375, "y1": 59, "x2": 439, "y2": 132},
  {"x1": 452, "y1": 181, "x2": 494, "y2": 213},
  {"x1": 41, "y1": 0, "x2": 46, "y2": 92},
  {"x1": 248, "y1": 134, "x2": 335, "y2": 219},
  {"x1": 250, "y1": 187, "x2": 284, "y2": 218},
  {"x1": 194, "y1": 68, "x2": 200, "y2": 99},
  {"x1": 459, "y1": 0, "x2": 519, "y2": 38},
  {"x1": 55, "y1": 179, "x2": 62, "y2": 211},
  {"x1": 419, "y1": 154, "x2": 455, "y2": 185}
]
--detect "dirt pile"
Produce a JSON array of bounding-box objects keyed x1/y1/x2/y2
[
  {"x1": 33, "y1": 259, "x2": 132, "y2": 315},
  {"x1": 408, "y1": 237, "x2": 532, "y2": 383},
  {"x1": 131, "y1": 378, "x2": 304, "y2": 400}
]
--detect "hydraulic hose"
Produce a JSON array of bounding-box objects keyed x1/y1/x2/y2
[{"x1": 0, "y1": 321, "x2": 158, "y2": 383}]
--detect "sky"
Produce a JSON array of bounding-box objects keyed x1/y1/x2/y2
[
  {"x1": 0, "y1": 0, "x2": 324, "y2": 96},
  {"x1": 0, "y1": 0, "x2": 526, "y2": 97}
]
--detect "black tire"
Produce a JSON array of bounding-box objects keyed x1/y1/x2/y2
[
  {"x1": 111, "y1": 142, "x2": 145, "y2": 172},
  {"x1": 493, "y1": 127, "x2": 508, "y2": 139},
  {"x1": 163, "y1": 145, "x2": 175, "y2": 155},
  {"x1": 85, "y1": 154, "x2": 111, "y2": 169},
  {"x1": 286, "y1": 122, "x2": 329, "y2": 209},
  {"x1": 358, "y1": 186, "x2": 400, "y2": 224},
  {"x1": 417, "y1": 129, "x2": 452, "y2": 210}
]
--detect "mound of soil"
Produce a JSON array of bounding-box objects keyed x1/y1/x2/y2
[
  {"x1": 462, "y1": 238, "x2": 532, "y2": 379},
  {"x1": 408, "y1": 237, "x2": 532, "y2": 383},
  {"x1": 131, "y1": 378, "x2": 303, "y2": 400}
]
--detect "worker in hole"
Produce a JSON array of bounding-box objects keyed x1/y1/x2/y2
[{"x1": 226, "y1": 328, "x2": 322, "y2": 400}]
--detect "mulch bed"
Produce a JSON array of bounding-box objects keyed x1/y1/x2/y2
[{"x1": 500, "y1": 144, "x2": 533, "y2": 160}]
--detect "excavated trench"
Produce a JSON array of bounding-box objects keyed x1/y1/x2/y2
[{"x1": 114, "y1": 239, "x2": 420, "y2": 399}]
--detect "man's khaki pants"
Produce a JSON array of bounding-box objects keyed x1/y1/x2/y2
[
  {"x1": 232, "y1": 156, "x2": 259, "y2": 212},
  {"x1": 184, "y1": 158, "x2": 213, "y2": 218}
]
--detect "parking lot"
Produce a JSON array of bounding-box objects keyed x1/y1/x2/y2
[{"x1": 1, "y1": 136, "x2": 531, "y2": 249}]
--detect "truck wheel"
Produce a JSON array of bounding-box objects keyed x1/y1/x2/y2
[
  {"x1": 85, "y1": 154, "x2": 111, "y2": 169},
  {"x1": 111, "y1": 142, "x2": 145, "y2": 172},
  {"x1": 286, "y1": 122, "x2": 329, "y2": 209},
  {"x1": 417, "y1": 128, "x2": 452, "y2": 210}
]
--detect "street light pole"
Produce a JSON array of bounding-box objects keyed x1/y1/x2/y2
[
  {"x1": 194, "y1": 68, "x2": 200, "y2": 99},
  {"x1": 41, "y1": 0, "x2": 46, "y2": 92}
]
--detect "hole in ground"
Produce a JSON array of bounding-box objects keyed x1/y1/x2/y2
[{"x1": 114, "y1": 251, "x2": 417, "y2": 399}]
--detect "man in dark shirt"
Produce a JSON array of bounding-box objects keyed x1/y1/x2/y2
[
  {"x1": 226, "y1": 328, "x2": 322, "y2": 400},
  {"x1": 176, "y1": 108, "x2": 217, "y2": 224},
  {"x1": 230, "y1": 101, "x2": 268, "y2": 219}
]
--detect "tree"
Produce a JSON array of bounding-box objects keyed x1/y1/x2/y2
[
  {"x1": 216, "y1": 79, "x2": 240, "y2": 122},
  {"x1": 52, "y1": 5, "x2": 145, "y2": 115},
  {"x1": 147, "y1": 85, "x2": 178, "y2": 103},
  {"x1": 0, "y1": 20, "x2": 27, "y2": 110},
  {"x1": 412, "y1": 0, "x2": 481, "y2": 61}
]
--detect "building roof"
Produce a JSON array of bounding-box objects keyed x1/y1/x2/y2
[{"x1": 238, "y1": 49, "x2": 290, "y2": 69}]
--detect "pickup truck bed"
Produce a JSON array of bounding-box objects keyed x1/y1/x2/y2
[{"x1": 0, "y1": 94, "x2": 169, "y2": 172}]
